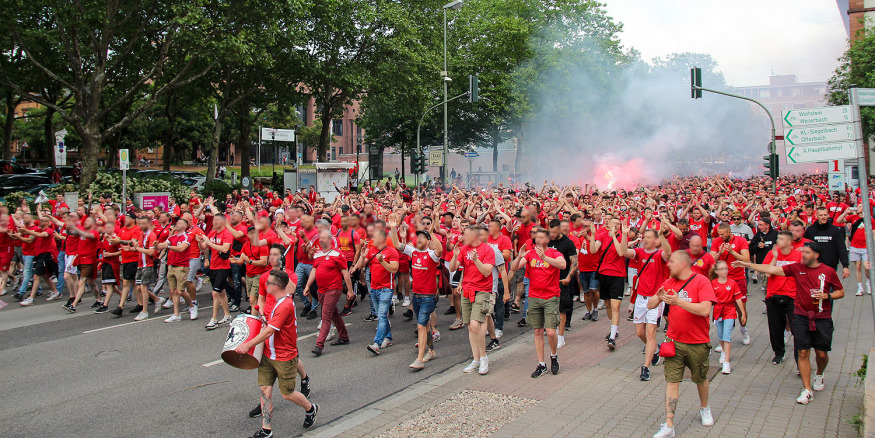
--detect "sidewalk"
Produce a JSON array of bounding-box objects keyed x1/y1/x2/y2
[{"x1": 309, "y1": 279, "x2": 872, "y2": 438}]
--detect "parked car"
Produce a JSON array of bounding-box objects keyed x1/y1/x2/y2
[
  {"x1": 0, "y1": 183, "x2": 58, "y2": 204},
  {"x1": 0, "y1": 160, "x2": 40, "y2": 175},
  {"x1": 179, "y1": 177, "x2": 207, "y2": 191},
  {"x1": 138, "y1": 170, "x2": 204, "y2": 181},
  {"x1": 0, "y1": 174, "x2": 53, "y2": 195},
  {"x1": 39, "y1": 166, "x2": 76, "y2": 183}
]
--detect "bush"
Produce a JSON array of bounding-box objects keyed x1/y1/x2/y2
[
  {"x1": 52, "y1": 173, "x2": 189, "y2": 203},
  {"x1": 201, "y1": 179, "x2": 236, "y2": 200},
  {"x1": 3, "y1": 191, "x2": 37, "y2": 212}
]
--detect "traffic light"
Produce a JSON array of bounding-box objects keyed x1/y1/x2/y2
[
  {"x1": 469, "y1": 75, "x2": 479, "y2": 103},
  {"x1": 420, "y1": 152, "x2": 427, "y2": 172},
  {"x1": 690, "y1": 67, "x2": 702, "y2": 99},
  {"x1": 411, "y1": 153, "x2": 421, "y2": 174},
  {"x1": 763, "y1": 152, "x2": 779, "y2": 179}
]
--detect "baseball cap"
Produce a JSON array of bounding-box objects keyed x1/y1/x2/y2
[{"x1": 416, "y1": 230, "x2": 431, "y2": 240}]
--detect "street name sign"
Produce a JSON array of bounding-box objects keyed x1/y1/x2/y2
[
  {"x1": 857, "y1": 88, "x2": 875, "y2": 106},
  {"x1": 786, "y1": 142, "x2": 857, "y2": 164},
  {"x1": 785, "y1": 124, "x2": 856, "y2": 146},
  {"x1": 782, "y1": 106, "x2": 852, "y2": 127}
]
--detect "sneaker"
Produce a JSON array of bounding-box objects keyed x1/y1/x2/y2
[
  {"x1": 796, "y1": 389, "x2": 812, "y2": 404},
  {"x1": 164, "y1": 314, "x2": 182, "y2": 323},
  {"x1": 432, "y1": 329, "x2": 441, "y2": 342},
  {"x1": 510, "y1": 302, "x2": 520, "y2": 313},
  {"x1": 380, "y1": 339, "x2": 392, "y2": 349},
  {"x1": 626, "y1": 312, "x2": 633, "y2": 321},
  {"x1": 557, "y1": 335, "x2": 566, "y2": 349},
  {"x1": 340, "y1": 306, "x2": 352, "y2": 316},
  {"x1": 367, "y1": 343, "x2": 381, "y2": 355},
  {"x1": 403, "y1": 308, "x2": 413, "y2": 320},
  {"x1": 249, "y1": 429, "x2": 272, "y2": 438},
  {"x1": 303, "y1": 404, "x2": 318, "y2": 429},
  {"x1": 330, "y1": 338, "x2": 350, "y2": 346},
  {"x1": 409, "y1": 359, "x2": 425, "y2": 370},
  {"x1": 783, "y1": 330, "x2": 792, "y2": 344},
  {"x1": 740, "y1": 327, "x2": 750, "y2": 345},
  {"x1": 402, "y1": 297, "x2": 410, "y2": 307},
  {"x1": 531, "y1": 363, "x2": 548, "y2": 378},
  {"x1": 423, "y1": 349, "x2": 436, "y2": 362},
  {"x1": 486, "y1": 339, "x2": 501, "y2": 352},
  {"x1": 364, "y1": 314, "x2": 377, "y2": 322},
  {"x1": 63, "y1": 303, "x2": 76, "y2": 313},
  {"x1": 388, "y1": 302, "x2": 395, "y2": 316},
  {"x1": 189, "y1": 304, "x2": 198, "y2": 320},
  {"x1": 443, "y1": 306, "x2": 456, "y2": 315},
  {"x1": 505, "y1": 308, "x2": 511, "y2": 320},
  {"x1": 155, "y1": 297, "x2": 167, "y2": 313},
  {"x1": 597, "y1": 299, "x2": 605, "y2": 310},
  {"x1": 129, "y1": 305, "x2": 143, "y2": 314},
  {"x1": 640, "y1": 366, "x2": 651, "y2": 381},
  {"x1": 46, "y1": 291, "x2": 60, "y2": 301},
  {"x1": 196, "y1": 276, "x2": 204, "y2": 291},
  {"x1": 700, "y1": 406, "x2": 714, "y2": 426},
  {"x1": 607, "y1": 338, "x2": 616, "y2": 351},
  {"x1": 722, "y1": 362, "x2": 731, "y2": 374},
  {"x1": 714, "y1": 344, "x2": 723, "y2": 353},
  {"x1": 494, "y1": 329, "x2": 503, "y2": 339},
  {"x1": 624, "y1": 288, "x2": 631, "y2": 296},
  {"x1": 248, "y1": 405, "x2": 262, "y2": 418},
  {"x1": 591, "y1": 308, "x2": 599, "y2": 321},
  {"x1": 463, "y1": 360, "x2": 480, "y2": 373},
  {"x1": 134, "y1": 311, "x2": 149, "y2": 321},
  {"x1": 653, "y1": 423, "x2": 675, "y2": 438},
  {"x1": 300, "y1": 377, "x2": 311, "y2": 397},
  {"x1": 162, "y1": 298, "x2": 173, "y2": 309},
  {"x1": 652, "y1": 346, "x2": 661, "y2": 366},
  {"x1": 110, "y1": 307, "x2": 124, "y2": 316},
  {"x1": 205, "y1": 319, "x2": 219, "y2": 330},
  {"x1": 90, "y1": 301, "x2": 101, "y2": 308},
  {"x1": 813, "y1": 374, "x2": 825, "y2": 391},
  {"x1": 218, "y1": 315, "x2": 232, "y2": 325},
  {"x1": 307, "y1": 310, "x2": 318, "y2": 320},
  {"x1": 550, "y1": 355, "x2": 559, "y2": 375},
  {"x1": 326, "y1": 326, "x2": 337, "y2": 342},
  {"x1": 517, "y1": 318, "x2": 528, "y2": 327},
  {"x1": 478, "y1": 357, "x2": 489, "y2": 375},
  {"x1": 94, "y1": 305, "x2": 109, "y2": 314},
  {"x1": 579, "y1": 294, "x2": 586, "y2": 303},
  {"x1": 582, "y1": 312, "x2": 592, "y2": 321},
  {"x1": 300, "y1": 304, "x2": 311, "y2": 317},
  {"x1": 449, "y1": 319, "x2": 464, "y2": 330},
  {"x1": 857, "y1": 285, "x2": 864, "y2": 296},
  {"x1": 719, "y1": 351, "x2": 725, "y2": 364},
  {"x1": 311, "y1": 346, "x2": 323, "y2": 356},
  {"x1": 20, "y1": 297, "x2": 34, "y2": 306},
  {"x1": 771, "y1": 355, "x2": 784, "y2": 365}
]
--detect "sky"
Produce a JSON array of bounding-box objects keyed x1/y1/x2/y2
[{"x1": 602, "y1": 0, "x2": 849, "y2": 86}]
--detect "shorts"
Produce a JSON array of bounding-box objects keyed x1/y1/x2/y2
[
  {"x1": 731, "y1": 276, "x2": 748, "y2": 303},
  {"x1": 461, "y1": 291, "x2": 494, "y2": 324},
  {"x1": 257, "y1": 356, "x2": 299, "y2": 396},
  {"x1": 850, "y1": 246, "x2": 868, "y2": 262},
  {"x1": 136, "y1": 266, "x2": 157, "y2": 287},
  {"x1": 33, "y1": 253, "x2": 55, "y2": 276},
  {"x1": 398, "y1": 255, "x2": 410, "y2": 274},
  {"x1": 12, "y1": 246, "x2": 22, "y2": 265},
  {"x1": 715, "y1": 318, "x2": 735, "y2": 342},
  {"x1": 528, "y1": 296, "x2": 560, "y2": 329},
  {"x1": 663, "y1": 341, "x2": 710, "y2": 384},
  {"x1": 578, "y1": 271, "x2": 599, "y2": 291},
  {"x1": 100, "y1": 263, "x2": 119, "y2": 284},
  {"x1": 633, "y1": 294, "x2": 663, "y2": 324},
  {"x1": 208, "y1": 268, "x2": 231, "y2": 292},
  {"x1": 79, "y1": 263, "x2": 95, "y2": 279},
  {"x1": 186, "y1": 258, "x2": 202, "y2": 283},
  {"x1": 411, "y1": 293, "x2": 438, "y2": 326},
  {"x1": 64, "y1": 254, "x2": 78, "y2": 275},
  {"x1": 167, "y1": 265, "x2": 190, "y2": 291},
  {"x1": 599, "y1": 274, "x2": 625, "y2": 301},
  {"x1": 245, "y1": 275, "x2": 261, "y2": 297},
  {"x1": 122, "y1": 262, "x2": 138, "y2": 281},
  {"x1": 450, "y1": 270, "x2": 462, "y2": 288},
  {"x1": 0, "y1": 250, "x2": 13, "y2": 271},
  {"x1": 791, "y1": 314, "x2": 834, "y2": 352},
  {"x1": 559, "y1": 283, "x2": 573, "y2": 313}
]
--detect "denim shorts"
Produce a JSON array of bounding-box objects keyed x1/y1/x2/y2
[
  {"x1": 411, "y1": 293, "x2": 438, "y2": 326},
  {"x1": 578, "y1": 271, "x2": 599, "y2": 291},
  {"x1": 715, "y1": 318, "x2": 735, "y2": 342}
]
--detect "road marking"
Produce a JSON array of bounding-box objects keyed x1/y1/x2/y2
[
  {"x1": 298, "y1": 323, "x2": 352, "y2": 340},
  {"x1": 83, "y1": 306, "x2": 214, "y2": 334},
  {"x1": 202, "y1": 359, "x2": 224, "y2": 368},
  {"x1": 201, "y1": 323, "x2": 353, "y2": 367}
]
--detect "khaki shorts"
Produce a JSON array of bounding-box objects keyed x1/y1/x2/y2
[
  {"x1": 528, "y1": 296, "x2": 560, "y2": 329},
  {"x1": 461, "y1": 291, "x2": 494, "y2": 324},
  {"x1": 167, "y1": 265, "x2": 190, "y2": 291},
  {"x1": 258, "y1": 356, "x2": 298, "y2": 396},
  {"x1": 245, "y1": 275, "x2": 260, "y2": 298},
  {"x1": 663, "y1": 341, "x2": 710, "y2": 384}
]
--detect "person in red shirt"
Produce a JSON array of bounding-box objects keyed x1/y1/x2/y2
[
  {"x1": 17, "y1": 214, "x2": 60, "y2": 305},
  {"x1": 111, "y1": 213, "x2": 143, "y2": 316},
  {"x1": 183, "y1": 212, "x2": 205, "y2": 316},
  {"x1": 449, "y1": 226, "x2": 496, "y2": 374},
  {"x1": 65, "y1": 217, "x2": 100, "y2": 312},
  {"x1": 224, "y1": 210, "x2": 248, "y2": 312},
  {"x1": 647, "y1": 251, "x2": 717, "y2": 437},
  {"x1": 836, "y1": 206, "x2": 874, "y2": 295},
  {"x1": 710, "y1": 222, "x2": 752, "y2": 344},
  {"x1": 10, "y1": 213, "x2": 39, "y2": 302},
  {"x1": 0, "y1": 212, "x2": 14, "y2": 294},
  {"x1": 150, "y1": 212, "x2": 173, "y2": 298},
  {"x1": 198, "y1": 213, "x2": 234, "y2": 330},
  {"x1": 303, "y1": 230, "x2": 354, "y2": 355},
  {"x1": 95, "y1": 222, "x2": 123, "y2": 313},
  {"x1": 762, "y1": 231, "x2": 802, "y2": 365},
  {"x1": 231, "y1": 226, "x2": 270, "y2": 316},
  {"x1": 711, "y1": 261, "x2": 746, "y2": 375},
  {"x1": 352, "y1": 228, "x2": 399, "y2": 356},
  {"x1": 155, "y1": 218, "x2": 193, "y2": 322},
  {"x1": 129, "y1": 216, "x2": 161, "y2": 321},
  {"x1": 515, "y1": 228, "x2": 566, "y2": 378},
  {"x1": 594, "y1": 219, "x2": 628, "y2": 349},
  {"x1": 334, "y1": 215, "x2": 361, "y2": 316},
  {"x1": 686, "y1": 235, "x2": 715, "y2": 278},
  {"x1": 737, "y1": 241, "x2": 845, "y2": 405},
  {"x1": 576, "y1": 218, "x2": 601, "y2": 320},
  {"x1": 294, "y1": 216, "x2": 321, "y2": 318},
  {"x1": 234, "y1": 269, "x2": 319, "y2": 435}
]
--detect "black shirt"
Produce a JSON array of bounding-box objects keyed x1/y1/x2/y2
[{"x1": 548, "y1": 235, "x2": 578, "y2": 280}]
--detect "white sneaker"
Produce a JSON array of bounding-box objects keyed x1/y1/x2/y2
[
  {"x1": 715, "y1": 344, "x2": 723, "y2": 353},
  {"x1": 796, "y1": 388, "x2": 813, "y2": 404},
  {"x1": 719, "y1": 351, "x2": 725, "y2": 364},
  {"x1": 740, "y1": 327, "x2": 751, "y2": 345},
  {"x1": 432, "y1": 329, "x2": 441, "y2": 342},
  {"x1": 699, "y1": 406, "x2": 714, "y2": 426},
  {"x1": 392, "y1": 296, "x2": 398, "y2": 305},
  {"x1": 721, "y1": 362, "x2": 731, "y2": 374},
  {"x1": 134, "y1": 311, "x2": 149, "y2": 321},
  {"x1": 653, "y1": 423, "x2": 675, "y2": 438},
  {"x1": 578, "y1": 295, "x2": 585, "y2": 303},
  {"x1": 0, "y1": 288, "x2": 6, "y2": 296},
  {"x1": 857, "y1": 285, "x2": 864, "y2": 296},
  {"x1": 597, "y1": 299, "x2": 605, "y2": 310},
  {"x1": 402, "y1": 297, "x2": 410, "y2": 307},
  {"x1": 154, "y1": 297, "x2": 167, "y2": 313},
  {"x1": 380, "y1": 339, "x2": 392, "y2": 349},
  {"x1": 196, "y1": 276, "x2": 204, "y2": 291},
  {"x1": 162, "y1": 298, "x2": 173, "y2": 309},
  {"x1": 495, "y1": 329, "x2": 503, "y2": 339},
  {"x1": 326, "y1": 325, "x2": 337, "y2": 342},
  {"x1": 164, "y1": 314, "x2": 182, "y2": 323},
  {"x1": 20, "y1": 298, "x2": 34, "y2": 306},
  {"x1": 813, "y1": 374, "x2": 825, "y2": 391},
  {"x1": 205, "y1": 318, "x2": 219, "y2": 330},
  {"x1": 478, "y1": 356, "x2": 489, "y2": 375},
  {"x1": 218, "y1": 315, "x2": 232, "y2": 324},
  {"x1": 868, "y1": 281, "x2": 872, "y2": 295},
  {"x1": 46, "y1": 291, "x2": 60, "y2": 301},
  {"x1": 463, "y1": 360, "x2": 480, "y2": 373},
  {"x1": 317, "y1": 320, "x2": 323, "y2": 330},
  {"x1": 557, "y1": 335, "x2": 566, "y2": 349},
  {"x1": 423, "y1": 349, "x2": 436, "y2": 362},
  {"x1": 189, "y1": 304, "x2": 198, "y2": 320},
  {"x1": 624, "y1": 288, "x2": 631, "y2": 296}
]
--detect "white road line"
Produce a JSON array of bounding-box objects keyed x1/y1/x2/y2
[
  {"x1": 201, "y1": 323, "x2": 353, "y2": 367},
  {"x1": 82, "y1": 306, "x2": 214, "y2": 334},
  {"x1": 202, "y1": 359, "x2": 224, "y2": 368}
]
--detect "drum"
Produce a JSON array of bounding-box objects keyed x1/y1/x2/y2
[{"x1": 221, "y1": 314, "x2": 265, "y2": 369}]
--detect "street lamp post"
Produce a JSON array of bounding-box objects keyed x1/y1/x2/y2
[{"x1": 442, "y1": 0, "x2": 464, "y2": 186}]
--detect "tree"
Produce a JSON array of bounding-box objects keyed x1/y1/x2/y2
[{"x1": 828, "y1": 26, "x2": 875, "y2": 139}]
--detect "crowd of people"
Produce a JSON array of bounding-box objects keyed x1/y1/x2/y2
[{"x1": 0, "y1": 173, "x2": 868, "y2": 437}]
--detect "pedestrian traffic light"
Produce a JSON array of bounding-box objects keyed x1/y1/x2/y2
[
  {"x1": 411, "y1": 153, "x2": 421, "y2": 174},
  {"x1": 418, "y1": 153, "x2": 427, "y2": 173},
  {"x1": 469, "y1": 75, "x2": 479, "y2": 103},
  {"x1": 690, "y1": 67, "x2": 702, "y2": 99},
  {"x1": 763, "y1": 153, "x2": 779, "y2": 179}
]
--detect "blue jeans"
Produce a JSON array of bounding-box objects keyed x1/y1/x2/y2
[
  {"x1": 294, "y1": 263, "x2": 316, "y2": 308},
  {"x1": 372, "y1": 287, "x2": 393, "y2": 344},
  {"x1": 522, "y1": 277, "x2": 530, "y2": 318},
  {"x1": 229, "y1": 264, "x2": 244, "y2": 306},
  {"x1": 493, "y1": 281, "x2": 506, "y2": 331},
  {"x1": 715, "y1": 318, "x2": 735, "y2": 342},
  {"x1": 17, "y1": 255, "x2": 34, "y2": 296},
  {"x1": 56, "y1": 251, "x2": 66, "y2": 295},
  {"x1": 411, "y1": 294, "x2": 438, "y2": 326}
]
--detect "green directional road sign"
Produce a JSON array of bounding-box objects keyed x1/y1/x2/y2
[
  {"x1": 785, "y1": 124, "x2": 856, "y2": 146},
  {"x1": 786, "y1": 142, "x2": 857, "y2": 164},
  {"x1": 857, "y1": 88, "x2": 875, "y2": 107},
  {"x1": 782, "y1": 106, "x2": 852, "y2": 127}
]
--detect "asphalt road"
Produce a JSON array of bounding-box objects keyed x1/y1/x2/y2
[{"x1": 0, "y1": 283, "x2": 553, "y2": 438}]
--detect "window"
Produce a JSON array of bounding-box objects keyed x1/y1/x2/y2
[
  {"x1": 338, "y1": 147, "x2": 344, "y2": 156},
  {"x1": 331, "y1": 147, "x2": 336, "y2": 160},
  {"x1": 332, "y1": 119, "x2": 343, "y2": 136}
]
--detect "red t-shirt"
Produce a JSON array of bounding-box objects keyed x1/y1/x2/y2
[
  {"x1": 847, "y1": 214, "x2": 870, "y2": 249},
  {"x1": 259, "y1": 268, "x2": 299, "y2": 316},
  {"x1": 688, "y1": 217, "x2": 708, "y2": 242},
  {"x1": 99, "y1": 236, "x2": 121, "y2": 267},
  {"x1": 513, "y1": 221, "x2": 535, "y2": 251},
  {"x1": 763, "y1": 249, "x2": 801, "y2": 298},
  {"x1": 77, "y1": 230, "x2": 100, "y2": 264},
  {"x1": 242, "y1": 241, "x2": 270, "y2": 277},
  {"x1": 782, "y1": 263, "x2": 843, "y2": 316},
  {"x1": 335, "y1": 228, "x2": 360, "y2": 263},
  {"x1": 631, "y1": 248, "x2": 668, "y2": 297},
  {"x1": 404, "y1": 246, "x2": 441, "y2": 295},
  {"x1": 596, "y1": 230, "x2": 625, "y2": 277},
  {"x1": 458, "y1": 243, "x2": 496, "y2": 298},
  {"x1": 167, "y1": 232, "x2": 191, "y2": 267},
  {"x1": 34, "y1": 226, "x2": 55, "y2": 256},
  {"x1": 21, "y1": 225, "x2": 40, "y2": 256},
  {"x1": 577, "y1": 237, "x2": 600, "y2": 272},
  {"x1": 487, "y1": 234, "x2": 512, "y2": 257},
  {"x1": 208, "y1": 229, "x2": 233, "y2": 270},
  {"x1": 65, "y1": 228, "x2": 80, "y2": 256},
  {"x1": 662, "y1": 273, "x2": 716, "y2": 344},
  {"x1": 118, "y1": 225, "x2": 143, "y2": 264},
  {"x1": 264, "y1": 295, "x2": 298, "y2": 361},
  {"x1": 187, "y1": 227, "x2": 204, "y2": 259},
  {"x1": 710, "y1": 235, "x2": 748, "y2": 282},
  {"x1": 230, "y1": 223, "x2": 248, "y2": 256},
  {"x1": 525, "y1": 247, "x2": 562, "y2": 299},
  {"x1": 296, "y1": 227, "x2": 319, "y2": 265},
  {"x1": 367, "y1": 245, "x2": 399, "y2": 289},
  {"x1": 312, "y1": 249, "x2": 347, "y2": 291},
  {"x1": 687, "y1": 250, "x2": 715, "y2": 278},
  {"x1": 711, "y1": 278, "x2": 742, "y2": 320},
  {"x1": 139, "y1": 231, "x2": 157, "y2": 268}
]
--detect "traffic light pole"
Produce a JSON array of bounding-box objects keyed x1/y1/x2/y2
[
  {"x1": 693, "y1": 85, "x2": 777, "y2": 192},
  {"x1": 849, "y1": 86, "x2": 875, "y2": 331}
]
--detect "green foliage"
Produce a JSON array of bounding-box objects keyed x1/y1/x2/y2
[
  {"x1": 201, "y1": 179, "x2": 236, "y2": 200},
  {"x1": 3, "y1": 191, "x2": 36, "y2": 211},
  {"x1": 853, "y1": 353, "x2": 868, "y2": 387},
  {"x1": 828, "y1": 27, "x2": 875, "y2": 138},
  {"x1": 62, "y1": 173, "x2": 189, "y2": 203}
]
